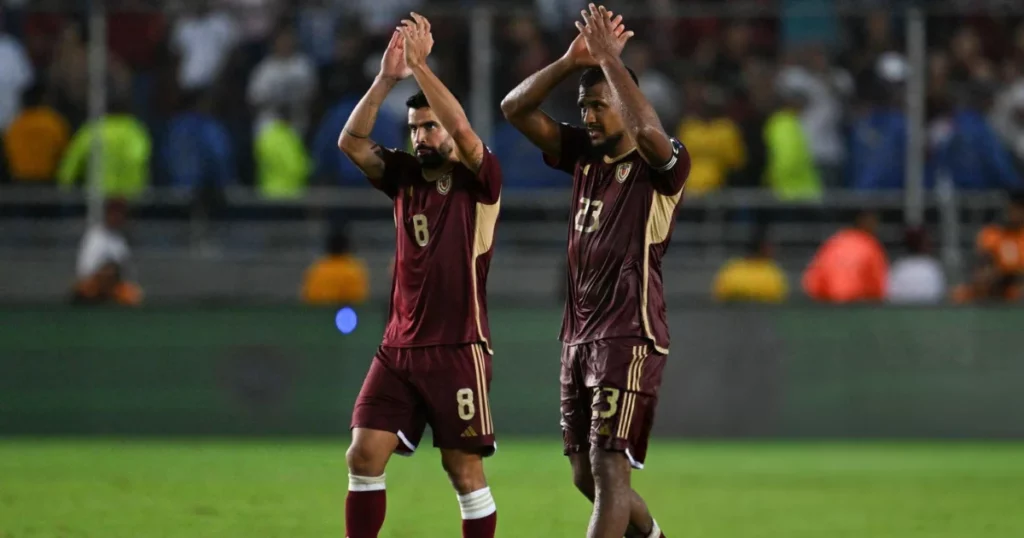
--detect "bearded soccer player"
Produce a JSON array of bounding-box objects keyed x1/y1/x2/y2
[
  {"x1": 501, "y1": 5, "x2": 688, "y2": 538},
  {"x1": 337, "y1": 14, "x2": 501, "y2": 538}
]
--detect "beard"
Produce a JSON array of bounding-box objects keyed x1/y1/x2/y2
[
  {"x1": 415, "y1": 145, "x2": 448, "y2": 169},
  {"x1": 587, "y1": 133, "x2": 625, "y2": 157}
]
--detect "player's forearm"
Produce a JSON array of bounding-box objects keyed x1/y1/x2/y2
[
  {"x1": 500, "y1": 56, "x2": 576, "y2": 119},
  {"x1": 338, "y1": 76, "x2": 396, "y2": 151},
  {"x1": 410, "y1": 63, "x2": 481, "y2": 162},
  {"x1": 598, "y1": 57, "x2": 674, "y2": 165}
]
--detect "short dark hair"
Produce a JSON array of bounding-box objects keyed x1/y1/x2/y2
[
  {"x1": 406, "y1": 91, "x2": 430, "y2": 110},
  {"x1": 579, "y1": 66, "x2": 639, "y2": 89}
]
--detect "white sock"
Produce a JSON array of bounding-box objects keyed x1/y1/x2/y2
[
  {"x1": 348, "y1": 473, "x2": 386, "y2": 492},
  {"x1": 646, "y1": 519, "x2": 661, "y2": 538},
  {"x1": 456, "y1": 487, "x2": 496, "y2": 520}
]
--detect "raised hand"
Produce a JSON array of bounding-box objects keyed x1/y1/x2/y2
[
  {"x1": 379, "y1": 30, "x2": 412, "y2": 82},
  {"x1": 575, "y1": 3, "x2": 634, "y2": 65},
  {"x1": 399, "y1": 12, "x2": 435, "y2": 70},
  {"x1": 563, "y1": 8, "x2": 629, "y2": 67}
]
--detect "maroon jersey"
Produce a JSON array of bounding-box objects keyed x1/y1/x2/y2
[
  {"x1": 371, "y1": 147, "x2": 502, "y2": 353},
  {"x1": 544, "y1": 124, "x2": 690, "y2": 354}
]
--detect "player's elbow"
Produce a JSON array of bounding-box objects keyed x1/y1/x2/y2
[
  {"x1": 337, "y1": 132, "x2": 361, "y2": 156},
  {"x1": 500, "y1": 94, "x2": 525, "y2": 120}
]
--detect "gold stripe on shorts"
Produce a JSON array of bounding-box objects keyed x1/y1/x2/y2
[
  {"x1": 472, "y1": 344, "x2": 493, "y2": 435},
  {"x1": 618, "y1": 345, "x2": 647, "y2": 439}
]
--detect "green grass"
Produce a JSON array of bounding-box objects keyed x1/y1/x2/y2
[{"x1": 2, "y1": 440, "x2": 1023, "y2": 537}]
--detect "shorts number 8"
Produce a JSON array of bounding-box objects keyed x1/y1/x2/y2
[{"x1": 456, "y1": 388, "x2": 475, "y2": 420}]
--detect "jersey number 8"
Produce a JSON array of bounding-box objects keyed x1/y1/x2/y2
[
  {"x1": 575, "y1": 197, "x2": 603, "y2": 233},
  {"x1": 412, "y1": 214, "x2": 430, "y2": 246}
]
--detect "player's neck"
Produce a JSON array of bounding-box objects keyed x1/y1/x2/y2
[
  {"x1": 603, "y1": 139, "x2": 636, "y2": 162},
  {"x1": 420, "y1": 160, "x2": 456, "y2": 182}
]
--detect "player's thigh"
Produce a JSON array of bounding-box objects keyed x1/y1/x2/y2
[
  {"x1": 586, "y1": 338, "x2": 667, "y2": 470},
  {"x1": 561, "y1": 342, "x2": 592, "y2": 457},
  {"x1": 350, "y1": 347, "x2": 428, "y2": 457},
  {"x1": 413, "y1": 343, "x2": 496, "y2": 455}
]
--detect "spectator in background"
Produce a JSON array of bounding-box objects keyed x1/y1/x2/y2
[
  {"x1": 301, "y1": 227, "x2": 369, "y2": 305},
  {"x1": 624, "y1": 40, "x2": 679, "y2": 124},
  {"x1": 255, "y1": 106, "x2": 310, "y2": 199},
  {"x1": 776, "y1": 44, "x2": 853, "y2": 186},
  {"x1": 931, "y1": 84, "x2": 1022, "y2": 190},
  {"x1": 850, "y1": 53, "x2": 907, "y2": 190},
  {"x1": 312, "y1": 94, "x2": 401, "y2": 185},
  {"x1": 713, "y1": 227, "x2": 789, "y2": 303},
  {"x1": 3, "y1": 83, "x2": 68, "y2": 182},
  {"x1": 57, "y1": 98, "x2": 152, "y2": 200},
  {"x1": 319, "y1": 24, "x2": 369, "y2": 106},
  {"x1": 248, "y1": 24, "x2": 317, "y2": 136},
  {"x1": 171, "y1": 3, "x2": 240, "y2": 92},
  {"x1": 71, "y1": 260, "x2": 142, "y2": 307},
  {"x1": 887, "y1": 228, "x2": 946, "y2": 304},
  {"x1": 77, "y1": 199, "x2": 131, "y2": 280},
  {"x1": 48, "y1": 22, "x2": 132, "y2": 129},
  {"x1": 0, "y1": 9, "x2": 33, "y2": 131},
  {"x1": 163, "y1": 90, "x2": 236, "y2": 194},
  {"x1": 349, "y1": 0, "x2": 424, "y2": 36},
  {"x1": 989, "y1": 80, "x2": 1024, "y2": 169},
  {"x1": 803, "y1": 209, "x2": 889, "y2": 303},
  {"x1": 957, "y1": 192, "x2": 1024, "y2": 303},
  {"x1": 676, "y1": 81, "x2": 745, "y2": 196},
  {"x1": 763, "y1": 87, "x2": 822, "y2": 201}
]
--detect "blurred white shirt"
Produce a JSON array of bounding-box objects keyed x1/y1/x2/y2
[
  {"x1": 77, "y1": 225, "x2": 130, "y2": 279},
  {"x1": 0, "y1": 33, "x2": 34, "y2": 130},
  {"x1": 172, "y1": 11, "x2": 240, "y2": 90},
  {"x1": 886, "y1": 255, "x2": 946, "y2": 304},
  {"x1": 777, "y1": 65, "x2": 853, "y2": 166},
  {"x1": 248, "y1": 53, "x2": 317, "y2": 134}
]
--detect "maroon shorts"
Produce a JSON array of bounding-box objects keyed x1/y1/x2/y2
[
  {"x1": 560, "y1": 337, "x2": 666, "y2": 469},
  {"x1": 351, "y1": 343, "x2": 495, "y2": 456}
]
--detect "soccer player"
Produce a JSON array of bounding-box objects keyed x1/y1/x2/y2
[
  {"x1": 337, "y1": 14, "x2": 501, "y2": 538},
  {"x1": 500, "y1": 5, "x2": 689, "y2": 538}
]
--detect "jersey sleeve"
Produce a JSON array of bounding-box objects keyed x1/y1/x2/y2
[
  {"x1": 649, "y1": 138, "x2": 691, "y2": 196},
  {"x1": 472, "y1": 146, "x2": 502, "y2": 204},
  {"x1": 542, "y1": 123, "x2": 591, "y2": 175},
  {"x1": 373, "y1": 147, "x2": 419, "y2": 199}
]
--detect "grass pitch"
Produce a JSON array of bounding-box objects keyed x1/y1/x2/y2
[{"x1": 1, "y1": 440, "x2": 1022, "y2": 537}]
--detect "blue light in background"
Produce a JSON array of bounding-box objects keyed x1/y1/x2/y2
[{"x1": 335, "y1": 307, "x2": 358, "y2": 334}]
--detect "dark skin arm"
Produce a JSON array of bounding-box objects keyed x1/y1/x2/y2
[
  {"x1": 579, "y1": 4, "x2": 674, "y2": 168},
  {"x1": 500, "y1": 10, "x2": 630, "y2": 159}
]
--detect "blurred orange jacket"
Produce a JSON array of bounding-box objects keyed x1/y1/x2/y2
[{"x1": 802, "y1": 229, "x2": 889, "y2": 303}]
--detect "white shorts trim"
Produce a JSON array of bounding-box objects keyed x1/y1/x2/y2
[
  {"x1": 396, "y1": 430, "x2": 417, "y2": 456},
  {"x1": 625, "y1": 448, "x2": 644, "y2": 470}
]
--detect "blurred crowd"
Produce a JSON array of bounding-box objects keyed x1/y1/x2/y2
[{"x1": 3, "y1": 1, "x2": 1024, "y2": 201}]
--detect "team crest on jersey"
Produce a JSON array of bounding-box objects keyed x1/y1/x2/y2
[
  {"x1": 615, "y1": 162, "x2": 633, "y2": 183},
  {"x1": 437, "y1": 173, "x2": 452, "y2": 195}
]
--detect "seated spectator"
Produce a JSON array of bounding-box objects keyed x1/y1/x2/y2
[
  {"x1": 930, "y1": 84, "x2": 1022, "y2": 190},
  {"x1": 163, "y1": 90, "x2": 236, "y2": 193},
  {"x1": 849, "y1": 53, "x2": 907, "y2": 190},
  {"x1": 248, "y1": 23, "x2": 316, "y2": 136},
  {"x1": 0, "y1": 19, "x2": 34, "y2": 131},
  {"x1": 676, "y1": 82, "x2": 745, "y2": 196},
  {"x1": 763, "y1": 88, "x2": 822, "y2": 200},
  {"x1": 803, "y1": 209, "x2": 889, "y2": 303},
  {"x1": 312, "y1": 95, "x2": 402, "y2": 186},
  {"x1": 77, "y1": 198, "x2": 131, "y2": 280},
  {"x1": 955, "y1": 192, "x2": 1024, "y2": 303},
  {"x1": 3, "y1": 83, "x2": 68, "y2": 182},
  {"x1": 887, "y1": 228, "x2": 946, "y2": 304},
  {"x1": 302, "y1": 227, "x2": 369, "y2": 305},
  {"x1": 57, "y1": 98, "x2": 151, "y2": 200},
  {"x1": 71, "y1": 260, "x2": 142, "y2": 307},
  {"x1": 255, "y1": 107, "x2": 310, "y2": 199},
  {"x1": 713, "y1": 227, "x2": 789, "y2": 303}
]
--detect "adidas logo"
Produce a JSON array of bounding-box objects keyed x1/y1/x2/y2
[
  {"x1": 461, "y1": 426, "x2": 478, "y2": 438},
  {"x1": 597, "y1": 424, "x2": 611, "y2": 437}
]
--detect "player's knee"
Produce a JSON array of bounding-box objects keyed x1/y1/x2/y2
[
  {"x1": 441, "y1": 453, "x2": 487, "y2": 494},
  {"x1": 346, "y1": 442, "x2": 387, "y2": 476}
]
